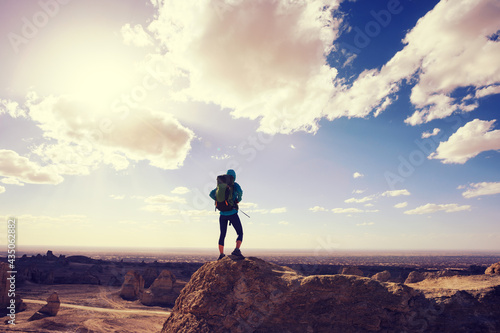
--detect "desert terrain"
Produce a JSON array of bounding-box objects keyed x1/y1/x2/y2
[{"x1": 1, "y1": 249, "x2": 499, "y2": 332}]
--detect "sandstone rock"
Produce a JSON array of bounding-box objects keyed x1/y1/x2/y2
[
  {"x1": 340, "y1": 266, "x2": 364, "y2": 276},
  {"x1": 141, "y1": 270, "x2": 180, "y2": 306},
  {"x1": 143, "y1": 267, "x2": 159, "y2": 288},
  {"x1": 39, "y1": 292, "x2": 60, "y2": 316},
  {"x1": 162, "y1": 258, "x2": 500, "y2": 333},
  {"x1": 46, "y1": 250, "x2": 57, "y2": 261},
  {"x1": 485, "y1": 262, "x2": 500, "y2": 275},
  {"x1": 372, "y1": 270, "x2": 391, "y2": 282},
  {"x1": 28, "y1": 292, "x2": 60, "y2": 322},
  {"x1": 120, "y1": 270, "x2": 144, "y2": 301},
  {"x1": 405, "y1": 270, "x2": 460, "y2": 284},
  {"x1": 162, "y1": 257, "x2": 419, "y2": 333},
  {"x1": 405, "y1": 271, "x2": 426, "y2": 284},
  {"x1": 0, "y1": 262, "x2": 26, "y2": 314}
]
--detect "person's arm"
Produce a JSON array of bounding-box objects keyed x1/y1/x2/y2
[
  {"x1": 209, "y1": 188, "x2": 216, "y2": 200},
  {"x1": 234, "y1": 183, "x2": 242, "y2": 203}
]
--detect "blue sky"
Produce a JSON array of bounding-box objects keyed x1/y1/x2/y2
[{"x1": 1, "y1": 0, "x2": 499, "y2": 252}]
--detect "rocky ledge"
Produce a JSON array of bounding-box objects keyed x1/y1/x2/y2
[{"x1": 162, "y1": 257, "x2": 500, "y2": 333}]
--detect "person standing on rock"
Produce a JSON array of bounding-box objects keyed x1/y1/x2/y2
[{"x1": 209, "y1": 169, "x2": 244, "y2": 260}]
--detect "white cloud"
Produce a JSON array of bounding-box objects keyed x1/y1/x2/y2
[
  {"x1": 404, "y1": 203, "x2": 471, "y2": 215},
  {"x1": 353, "y1": 172, "x2": 364, "y2": 179},
  {"x1": 121, "y1": 23, "x2": 154, "y2": 47},
  {"x1": 352, "y1": 189, "x2": 365, "y2": 194},
  {"x1": 278, "y1": 221, "x2": 289, "y2": 225},
  {"x1": 429, "y1": 119, "x2": 500, "y2": 164},
  {"x1": 381, "y1": 189, "x2": 411, "y2": 197},
  {"x1": 475, "y1": 84, "x2": 500, "y2": 99},
  {"x1": 171, "y1": 186, "x2": 191, "y2": 195},
  {"x1": 270, "y1": 207, "x2": 287, "y2": 214},
  {"x1": 345, "y1": 195, "x2": 373, "y2": 204},
  {"x1": 1, "y1": 177, "x2": 24, "y2": 186},
  {"x1": 460, "y1": 182, "x2": 500, "y2": 198},
  {"x1": 309, "y1": 206, "x2": 328, "y2": 212},
  {"x1": 394, "y1": 202, "x2": 408, "y2": 209},
  {"x1": 331, "y1": 208, "x2": 364, "y2": 214},
  {"x1": 1, "y1": 99, "x2": 27, "y2": 118},
  {"x1": 290, "y1": 144, "x2": 296, "y2": 149},
  {"x1": 0, "y1": 149, "x2": 64, "y2": 185},
  {"x1": 0, "y1": 186, "x2": 5, "y2": 194},
  {"x1": 421, "y1": 128, "x2": 440, "y2": 139},
  {"x1": 401, "y1": 0, "x2": 500, "y2": 125},
  {"x1": 239, "y1": 202, "x2": 259, "y2": 209},
  {"x1": 110, "y1": 195, "x2": 125, "y2": 200},
  {"x1": 27, "y1": 94, "x2": 194, "y2": 172},
  {"x1": 327, "y1": 0, "x2": 500, "y2": 125},
  {"x1": 147, "y1": 0, "x2": 342, "y2": 134}
]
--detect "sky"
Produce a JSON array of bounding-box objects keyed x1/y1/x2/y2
[{"x1": 0, "y1": 0, "x2": 499, "y2": 253}]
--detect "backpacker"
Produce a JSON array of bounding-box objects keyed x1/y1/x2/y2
[{"x1": 215, "y1": 174, "x2": 237, "y2": 212}]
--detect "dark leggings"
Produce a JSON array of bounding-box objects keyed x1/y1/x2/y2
[{"x1": 218, "y1": 213, "x2": 243, "y2": 246}]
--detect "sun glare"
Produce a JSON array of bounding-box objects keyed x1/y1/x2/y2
[{"x1": 16, "y1": 24, "x2": 143, "y2": 110}]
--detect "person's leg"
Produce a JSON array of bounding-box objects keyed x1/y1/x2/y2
[
  {"x1": 230, "y1": 214, "x2": 243, "y2": 256},
  {"x1": 218, "y1": 215, "x2": 228, "y2": 255}
]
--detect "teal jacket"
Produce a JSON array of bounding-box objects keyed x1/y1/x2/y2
[{"x1": 209, "y1": 169, "x2": 242, "y2": 216}]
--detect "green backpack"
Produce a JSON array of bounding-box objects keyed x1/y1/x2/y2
[{"x1": 215, "y1": 174, "x2": 237, "y2": 211}]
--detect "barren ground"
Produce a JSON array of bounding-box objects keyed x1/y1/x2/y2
[{"x1": 1, "y1": 283, "x2": 171, "y2": 333}]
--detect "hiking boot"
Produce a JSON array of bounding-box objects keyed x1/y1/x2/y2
[
  {"x1": 217, "y1": 253, "x2": 225, "y2": 260},
  {"x1": 231, "y1": 248, "x2": 244, "y2": 258}
]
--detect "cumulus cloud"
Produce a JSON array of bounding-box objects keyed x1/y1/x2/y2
[
  {"x1": 345, "y1": 195, "x2": 373, "y2": 204},
  {"x1": 404, "y1": 203, "x2": 471, "y2": 215},
  {"x1": 0, "y1": 186, "x2": 5, "y2": 194},
  {"x1": 422, "y1": 128, "x2": 440, "y2": 139},
  {"x1": 171, "y1": 186, "x2": 191, "y2": 194},
  {"x1": 309, "y1": 206, "x2": 328, "y2": 212},
  {"x1": 136, "y1": 0, "x2": 500, "y2": 133},
  {"x1": 0, "y1": 149, "x2": 64, "y2": 185},
  {"x1": 353, "y1": 172, "x2": 364, "y2": 179},
  {"x1": 429, "y1": 119, "x2": 500, "y2": 164},
  {"x1": 475, "y1": 84, "x2": 500, "y2": 99},
  {"x1": 381, "y1": 189, "x2": 411, "y2": 197},
  {"x1": 26, "y1": 94, "x2": 194, "y2": 172},
  {"x1": 394, "y1": 202, "x2": 408, "y2": 209},
  {"x1": 328, "y1": 0, "x2": 500, "y2": 125},
  {"x1": 332, "y1": 207, "x2": 364, "y2": 214},
  {"x1": 270, "y1": 207, "x2": 287, "y2": 214},
  {"x1": 121, "y1": 23, "x2": 154, "y2": 47},
  {"x1": 147, "y1": 0, "x2": 342, "y2": 134},
  {"x1": 1, "y1": 99, "x2": 27, "y2": 118},
  {"x1": 1, "y1": 177, "x2": 24, "y2": 186},
  {"x1": 460, "y1": 182, "x2": 500, "y2": 198},
  {"x1": 402, "y1": 0, "x2": 500, "y2": 125}
]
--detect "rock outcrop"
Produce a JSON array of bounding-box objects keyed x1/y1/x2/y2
[
  {"x1": 0, "y1": 262, "x2": 26, "y2": 314},
  {"x1": 372, "y1": 270, "x2": 391, "y2": 282},
  {"x1": 119, "y1": 270, "x2": 144, "y2": 301},
  {"x1": 141, "y1": 270, "x2": 185, "y2": 306},
  {"x1": 405, "y1": 269, "x2": 460, "y2": 284},
  {"x1": 162, "y1": 257, "x2": 421, "y2": 333},
  {"x1": 485, "y1": 262, "x2": 500, "y2": 275},
  {"x1": 162, "y1": 257, "x2": 500, "y2": 333},
  {"x1": 28, "y1": 292, "x2": 60, "y2": 321},
  {"x1": 340, "y1": 266, "x2": 364, "y2": 276},
  {"x1": 143, "y1": 267, "x2": 159, "y2": 288}
]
